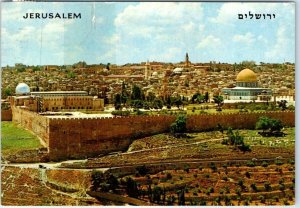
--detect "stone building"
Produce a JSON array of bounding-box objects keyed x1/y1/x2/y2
[
  {"x1": 222, "y1": 68, "x2": 272, "y2": 101},
  {"x1": 11, "y1": 83, "x2": 104, "y2": 112}
]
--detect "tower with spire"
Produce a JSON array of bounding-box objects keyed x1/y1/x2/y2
[
  {"x1": 185, "y1": 52, "x2": 190, "y2": 67},
  {"x1": 145, "y1": 60, "x2": 150, "y2": 80}
]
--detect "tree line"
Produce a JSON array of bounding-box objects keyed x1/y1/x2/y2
[{"x1": 114, "y1": 82, "x2": 212, "y2": 111}]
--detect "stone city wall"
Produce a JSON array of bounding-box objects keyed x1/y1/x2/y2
[
  {"x1": 48, "y1": 115, "x2": 176, "y2": 160},
  {"x1": 11, "y1": 107, "x2": 295, "y2": 161},
  {"x1": 1, "y1": 109, "x2": 12, "y2": 121},
  {"x1": 187, "y1": 111, "x2": 295, "y2": 132},
  {"x1": 11, "y1": 107, "x2": 50, "y2": 146},
  {"x1": 48, "y1": 111, "x2": 294, "y2": 161}
]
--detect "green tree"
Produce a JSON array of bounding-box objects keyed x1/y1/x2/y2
[
  {"x1": 121, "y1": 82, "x2": 129, "y2": 106},
  {"x1": 196, "y1": 94, "x2": 205, "y2": 104},
  {"x1": 126, "y1": 177, "x2": 139, "y2": 198},
  {"x1": 256, "y1": 116, "x2": 283, "y2": 135},
  {"x1": 4, "y1": 87, "x2": 12, "y2": 97},
  {"x1": 170, "y1": 115, "x2": 187, "y2": 135},
  {"x1": 278, "y1": 100, "x2": 287, "y2": 111},
  {"x1": 174, "y1": 96, "x2": 183, "y2": 109},
  {"x1": 91, "y1": 170, "x2": 104, "y2": 191},
  {"x1": 153, "y1": 98, "x2": 163, "y2": 110},
  {"x1": 131, "y1": 85, "x2": 143, "y2": 100},
  {"x1": 114, "y1": 94, "x2": 122, "y2": 110},
  {"x1": 204, "y1": 91, "x2": 209, "y2": 102},
  {"x1": 191, "y1": 92, "x2": 200, "y2": 103},
  {"x1": 255, "y1": 116, "x2": 270, "y2": 132},
  {"x1": 67, "y1": 71, "x2": 75, "y2": 78},
  {"x1": 213, "y1": 95, "x2": 224, "y2": 111}
]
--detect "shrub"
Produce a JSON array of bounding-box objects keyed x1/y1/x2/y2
[
  {"x1": 224, "y1": 186, "x2": 230, "y2": 194},
  {"x1": 243, "y1": 200, "x2": 249, "y2": 205},
  {"x1": 279, "y1": 184, "x2": 285, "y2": 192},
  {"x1": 250, "y1": 183, "x2": 258, "y2": 192},
  {"x1": 261, "y1": 161, "x2": 269, "y2": 167},
  {"x1": 111, "y1": 110, "x2": 130, "y2": 116},
  {"x1": 199, "y1": 199, "x2": 206, "y2": 205},
  {"x1": 160, "y1": 177, "x2": 168, "y2": 183},
  {"x1": 279, "y1": 178, "x2": 285, "y2": 184},
  {"x1": 275, "y1": 160, "x2": 284, "y2": 166},
  {"x1": 184, "y1": 164, "x2": 190, "y2": 173},
  {"x1": 235, "y1": 188, "x2": 241, "y2": 196},
  {"x1": 245, "y1": 171, "x2": 251, "y2": 178},
  {"x1": 170, "y1": 115, "x2": 187, "y2": 134},
  {"x1": 247, "y1": 160, "x2": 256, "y2": 167},
  {"x1": 166, "y1": 173, "x2": 172, "y2": 180},
  {"x1": 221, "y1": 138, "x2": 228, "y2": 145},
  {"x1": 224, "y1": 195, "x2": 231, "y2": 205},
  {"x1": 238, "y1": 179, "x2": 244, "y2": 188},
  {"x1": 209, "y1": 162, "x2": 217, "y2": 172},
  {"x1": 274, "y1": 196, "x2": 279, "y2": 202},
  {"x1": 136, "y1": 165, "x2": 149, "y2": 176},
  {"x1": 215, "y1": 197, "x2": 221, "y2": 204},
  {"x1": 264, "y1": 182, "x2": 271, "y2": 191},
  {"x1": 259, "y1": 195, "x2": 265, "y2": 203}
]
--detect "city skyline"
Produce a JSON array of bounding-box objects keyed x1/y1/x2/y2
[{"x1": 1, "y1": 2, "x2": 295, "y2": 67}]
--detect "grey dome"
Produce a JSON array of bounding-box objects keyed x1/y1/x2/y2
[{"x1": 15, "y1": 83, "x2": 30, "y2": 95}]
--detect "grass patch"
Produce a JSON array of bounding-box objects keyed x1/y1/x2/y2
[{"x1": 1, "y1": 121, "x2": 43, "y2": 155}]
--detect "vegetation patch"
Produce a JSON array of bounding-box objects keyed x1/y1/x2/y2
[{"x1": 1, "y1": 121, "x2": 43, "y2": 156}]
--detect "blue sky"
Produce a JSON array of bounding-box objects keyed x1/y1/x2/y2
[{"x1": 1, "y1": 2, "x2": 295, "y2": 66}]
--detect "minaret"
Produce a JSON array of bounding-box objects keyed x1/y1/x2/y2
[
  {"x1": 145, "y1": 60, "x2": 150, "y2": 80},
  {"x1": 185, "y1": 52, "x2": 189, "y2": 67}
]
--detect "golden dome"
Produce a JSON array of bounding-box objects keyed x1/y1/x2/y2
[{"x1": 236, "y1": 68, "x2": 257, "y2": 82}]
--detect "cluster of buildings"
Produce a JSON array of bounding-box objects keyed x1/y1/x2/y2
[{"x1": 2, "y1": 54, "x2": 295, "y2": 110}]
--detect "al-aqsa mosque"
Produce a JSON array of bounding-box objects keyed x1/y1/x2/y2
[{"x1": 222, "y1": 68, "x2": 272, "y2": 101}]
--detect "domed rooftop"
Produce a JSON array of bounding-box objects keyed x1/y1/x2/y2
[
  {"x1": 15, "y1": 83, "x2": 30, "y2": 95},
  {"x1": 236, "y1": 68, "x2": 257, "y2": 82}
]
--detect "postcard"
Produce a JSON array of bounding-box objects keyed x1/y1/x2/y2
[{"x1": 1, "y1": 1, "x2": 295, "y2": 206}]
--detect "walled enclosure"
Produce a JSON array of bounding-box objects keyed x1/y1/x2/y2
[{"x1": 11, "y1": 107, "x2": 295, "y2": 161}]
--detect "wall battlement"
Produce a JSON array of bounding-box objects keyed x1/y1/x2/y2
[{"x1": 11, "y1": 107, "x2": 295, "y2": 161}]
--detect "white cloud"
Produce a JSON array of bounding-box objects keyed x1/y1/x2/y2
[
  {"x1": 197, "y1": 35, "x2": 221, "y2": 49},
  {"x1": 103, "y1": 34, "x2": 120, "y2": 45},
  {"x1": 233, "y1": 32, "x2": 255, "y2": 45},
  {"x1": 265, "y1": 24, "x2": 294, "y2": 62},
  {"x1": 110, "y1": 2, "x2": 204, "y2": 62}
]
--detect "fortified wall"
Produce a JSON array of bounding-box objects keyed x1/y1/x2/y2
[
  {"x1": 11, "y1": 107, "x2": 295, "y2": 161},
  {"x1": 1, "y1": 109, "x2": 12, "y2": 121},
  {"x1": 187, "y1": 111, "x2": 295, "y2": 131},
  {"x1": 11, "y1": 107, "x2": 50, "y2": 146},
  {"x1": 48, "y1": 115, "x2": 175, "y2": 160}
]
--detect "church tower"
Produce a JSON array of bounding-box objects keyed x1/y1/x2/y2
[
  {"x1": 185, "y1": 52, "x2": 190, "y2": 67},
  {"x1": 145, "y1": 60, "x2": 150, "y2": 80}
]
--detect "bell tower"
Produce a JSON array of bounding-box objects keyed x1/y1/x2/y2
[
  {"x1": 185, "y1": 52, "x2": 190, "y2": 67},
  {"x1": 145, "y1": 60, "x2": 150, "y2": 80}
]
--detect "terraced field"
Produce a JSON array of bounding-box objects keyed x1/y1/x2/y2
[
  {"x1": 1, "y1": 166, "x2": 101, "y2": 206},
  {"x1": 122, "y1": 162, "x2": 295, "y2": 205}
]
